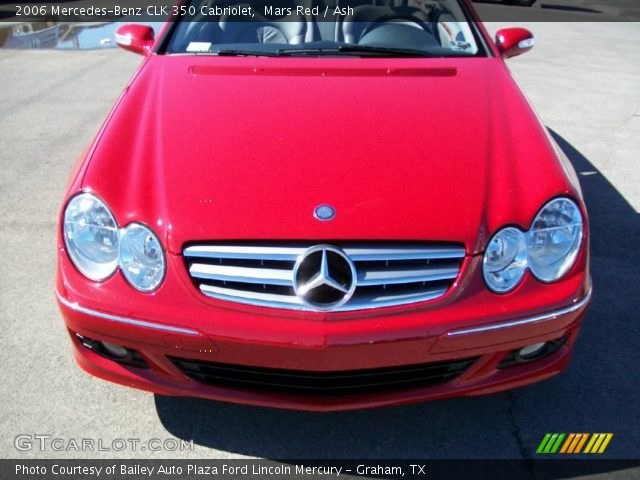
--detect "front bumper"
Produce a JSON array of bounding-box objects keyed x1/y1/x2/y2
[{"x1": 56, "y1": 249, "x2": 591, "y2": 411}]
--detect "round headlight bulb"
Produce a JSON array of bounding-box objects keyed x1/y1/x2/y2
[
  {"x1": 483, "y1": 227, "x2": 528, "y2": 293},
  {"x1": 63, "y1": 193, "x2": 119, "y2": 281},
  {"x1": 528, "y1": 197, "x2": 583, "y2": 282},
  {"x1": 119, "y1": 223, "x2": 165, "y2": 292}
]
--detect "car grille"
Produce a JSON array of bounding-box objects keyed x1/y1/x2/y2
[
  {"x1": 170, "y1": 356, "x2": 477, "y2": 396},
  {"x1": 183, "y1": 242, "x2": 465, "y2": 311}
]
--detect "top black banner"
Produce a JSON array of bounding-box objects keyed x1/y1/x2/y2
[{"x1": 0, "y1": 0, "x2": 639, "y2": 22}]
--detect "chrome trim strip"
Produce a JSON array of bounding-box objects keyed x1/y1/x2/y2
[
  {"x1": 346, "y1": 247, "x2": 465, "y2": 261},
  {"x1": 446, "y1": 288, "x2": 592, "y2": 337},
  {"x1": 189, "y1": 263, "x2": 293, "y2": 286},
  {"x1": 199, "y1": 284, "x2": 448, "y2": 312},
  {"x1": 200, "y1": 288, "x2": 307, "y2": 310},
  {"x1": 340, "y1": 290, "x2": 448, "y2": 311},
  {"x1": 184, "y1": 245, "x2": 304, "y2": 261},
  {"x1": 183, "y1": 245, "x2": 466, "y2": 262},
  {"x1": 55, "y1": 291, "x2": 200, "y2": 336},
  {"x1": 200, "y1": 284, "x2": 303, "y2": 305},
  {"x1": 357, "y1": 265, "x2": 459, "y2": 286}
]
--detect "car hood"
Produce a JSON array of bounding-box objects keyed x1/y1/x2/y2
[{"x1": 81, "y1": 56, "x2": 578, "y2": 254}]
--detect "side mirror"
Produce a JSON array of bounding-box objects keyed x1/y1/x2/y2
[
  {"x1": 495, "y1": 28, "x2": 535, "y2": 59},
  {"x1": 114, "y1": 24, "x2": 155, "y2": 56}
]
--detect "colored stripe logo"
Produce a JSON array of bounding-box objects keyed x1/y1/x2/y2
[{"x1": 537, "y1": 433, "x2": 613, "y2": 454}]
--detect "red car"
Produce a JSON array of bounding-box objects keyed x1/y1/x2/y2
[{"x1": 56, "y1": 0, "x2": 591, "y2": 411}]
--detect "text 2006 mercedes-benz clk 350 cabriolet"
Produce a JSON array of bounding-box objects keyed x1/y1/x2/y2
[{"x1": 56, "y1": 0, "x2": 591, "y2": 410}]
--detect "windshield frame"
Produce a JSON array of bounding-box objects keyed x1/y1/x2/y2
[{"x1": 155, "y1": 0, "x2": 491, "y2": 58}]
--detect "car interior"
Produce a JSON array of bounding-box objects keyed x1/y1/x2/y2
[{"x1": 167, "y1": 0, "x2": 480, "y2": 55}]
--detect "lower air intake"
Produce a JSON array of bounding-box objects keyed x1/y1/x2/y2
[{"x1": 170, "y1": 356, "x2": 477, "y2": 396}]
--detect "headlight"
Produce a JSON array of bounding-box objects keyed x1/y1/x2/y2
[
  {"x1": 482, "y1": 227, "x2": 528, "y2": 293},
  {"x1": 483, "y1": 197, "x2": 584, "y2": 293},
  {"x1": 528, "y1": 197, "x2": 583, "y2": 282},
  {"x1": 63, "y1": 193, "x2": 166, "y2": 291},
  {"x1": 119, "y1": 223, "x2": 165, "y2": 292},
  {"x1": 63, "y1": 193, "x2": 119, "y2": 281}
]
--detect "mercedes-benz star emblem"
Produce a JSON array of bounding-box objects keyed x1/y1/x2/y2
[
  {"x1": 293, "y1": 245, "x2": 356, "y2": 310},
  {"x1": 314, "y1": 204, "x2": 335, "y2": 221}
]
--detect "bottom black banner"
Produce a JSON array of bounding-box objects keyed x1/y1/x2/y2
[{"x1": 4, "y1": 459, "x2": 640, "y2": 480}]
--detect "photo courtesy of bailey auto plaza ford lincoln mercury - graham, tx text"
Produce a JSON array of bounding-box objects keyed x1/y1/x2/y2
[{"x1": 55, "y1": 0, "x2": 591, "y2": 411}]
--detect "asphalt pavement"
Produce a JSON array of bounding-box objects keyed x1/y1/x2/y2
[{"x1": 0, "y1": 21, "x2": 638, "y2": 472}]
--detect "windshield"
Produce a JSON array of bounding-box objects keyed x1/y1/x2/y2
[{"x1": 164, "y1": 0, "x2": 483, "y2": 57}]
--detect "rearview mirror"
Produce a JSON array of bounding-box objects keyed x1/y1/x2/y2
[
  {"x1": 495, "y1": 28, "x2": 535, "y2": 59},
  {"x1": 114, "y1": 24, "x2": 154, "y2": 56}
]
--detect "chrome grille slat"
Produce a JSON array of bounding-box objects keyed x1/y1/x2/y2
[
  {"x1": 342, "y1": 289, "x2": 449, "y2": 311},
  {"x1": 359, "y1": 288, "x2": 448, "y2": 304},
  {"x1": 200, "y1": 284, "x2": 303, "y2": 306},
  {"x1": 184, "y1": 245, "x2": 304, "y2": 261},
  {"x1": 356, "y1": 265, "x2": 459, "y2": 286},
  {"x1": 200, "y1": 285, "x2": 449, "y2": 312},
  {"x1": 344, "y1": 247, "x2": 465, "y2": 261},
  {"x1": 185, "y1": 243, "x2": 464, "y2": 311},
  {"x1": 190, "y1": 264, "x2": 293, "y2": 286}
]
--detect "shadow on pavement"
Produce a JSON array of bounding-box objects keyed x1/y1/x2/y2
[{"x1": 154, "y1": 131, "x2": 639, "y2": 465}]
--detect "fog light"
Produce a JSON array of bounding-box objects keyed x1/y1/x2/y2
[
  {"x1": 101, "y1": 341, "x2": 128, "y2": 358},
  {"x1": 72, "y1": 332, "x2": 149, "y2": 368},
  {"x1": 498, "y1": 336, "x2": 569, "y2": 369},
  {"x1": 518, "y1": 342, "x2": 546, "y2": 359}
]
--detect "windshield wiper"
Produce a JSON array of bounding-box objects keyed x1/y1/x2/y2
[
  {"x1": 277, "y1": 45, "x2": 436, "y2": 57},
  {"x1": 204, "y1": 45, "x2": 468, "y2": 58}
]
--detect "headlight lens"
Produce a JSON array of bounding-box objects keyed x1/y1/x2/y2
[
  {"x1": 119, "y1": 223, "x2": 165, "y2": 292},
  {"x1": 483, "y1": 197, "x2": 584, "y2": 293},
  {"x1": 528, "y1": 197, "x2": 583, "y2": 282},
  {"x1": 482, "y1": 227, "x2": 528, "y2": 293},
  {"x1": 63, "y1": 193, "x2": 119, "y2": 281}
]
